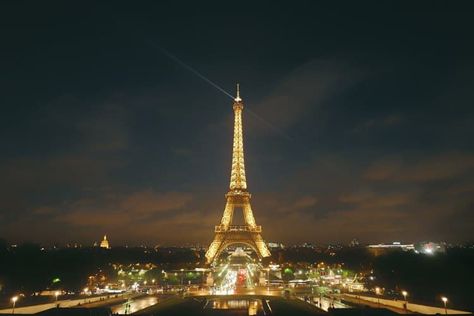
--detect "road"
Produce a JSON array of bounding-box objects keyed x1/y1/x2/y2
[{"x1": 188, "y1": 286, "x2": 283, "y2": 297}]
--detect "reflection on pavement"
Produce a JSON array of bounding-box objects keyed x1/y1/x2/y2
[{"x1": 110, "y1": 295, "x2": 158, "y2": 314}]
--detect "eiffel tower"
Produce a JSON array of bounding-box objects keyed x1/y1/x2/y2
[{"x1": 205, "y1": 84, "x2": 271, "y2": 264}]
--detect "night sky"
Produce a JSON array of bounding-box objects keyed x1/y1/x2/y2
[{"x1": 1, "y1": 1, "x2": 473, "y2": 246}]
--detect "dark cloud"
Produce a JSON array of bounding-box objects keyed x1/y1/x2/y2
[
  {"x1": 365, "y1": 153, "x2": 474, "y2": 182},
  {"x1": 241, "y1": 59, "x2": 366, "y2": 144},
  {"x1": 0, "y1": 2, "x2": 473, "y2": 245}
]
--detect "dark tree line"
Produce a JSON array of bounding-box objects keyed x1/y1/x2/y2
[
  {"x1": 0, "y1": 241, "x2": 202, "y2": 295},
  {"x1": 1, "y1": 240, "x2": 473, "y2": 311}
]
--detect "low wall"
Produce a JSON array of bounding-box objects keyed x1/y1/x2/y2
[
  {"x1": 344, "y1": 294, "x2": 471, "y2": 315},
  {"x1": 0, "y1": 294, "x2": 125, "y2": 314}
]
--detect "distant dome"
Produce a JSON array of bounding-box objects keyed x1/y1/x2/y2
[{"x1": 100, "y1": 235, "x2": 110, "y2": 249}]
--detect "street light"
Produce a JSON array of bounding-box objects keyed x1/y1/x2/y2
[
  {"x1": 11, "y1": 296, "x2": 18, "y2": 314},
  {"x1": 266, "y1": 268, "x2": 270, "y2": 292},
  {"x1": 441, "y1": 297, "x2": 448, "y2": 315},
  {"x1": 83, "y1": 288, "x2": 89, "y2": 304},
  {"x1": 375, "y1": 287, "x2": 381, "y2": 306},
  {"x1": 401, "y1": 290, "x2": 408, "y2": 310}
]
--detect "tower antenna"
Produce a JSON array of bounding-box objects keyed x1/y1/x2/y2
[{"x1": 235, "y1": 83, "x2": 242, "y2": 102}]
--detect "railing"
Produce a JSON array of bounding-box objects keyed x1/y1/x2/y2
[{"x1": 215, "y1": 225, "x2": 262, "y2": 233}]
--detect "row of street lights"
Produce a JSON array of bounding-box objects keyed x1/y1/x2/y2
[
  {"x1": 10, "y1": 291, "x2": 60, "y2": 314},
  {"x1": 402, "y1": 291, "x2": 448, "y2": 314},
  {"x1": 375, "y1": 289, "x2": 449, "y2": 315}
]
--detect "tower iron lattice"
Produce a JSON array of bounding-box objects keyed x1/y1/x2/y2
[{"x1": 205, "y1": 84, "x2": 271, "y2": 264}]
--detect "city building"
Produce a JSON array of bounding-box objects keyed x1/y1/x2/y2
[
  {"x1": 367, "y1": 242, "x2": 414, "y2": 256},
  {"x1": 267, "y1": 242, "x2": 285, "y2": 249},
  {"x1": 349, "y1": 238, "x2": 360, "y2": 247},
  {"x1": 416, "y1": 241, "x2": 446, "y2": 255}
]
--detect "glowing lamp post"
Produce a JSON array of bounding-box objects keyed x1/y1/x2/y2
[
  {"x1": 11, "y1": 296, "x2": 18, "y2": 314},
  {"x1": 55, "y1": 291, "x2": 60, "y2": 304},
  {"x1": 401, "y1": 290, "x2": 408, "y2": 310},
  {"x1": 375, "y1": 287, "x2": 381, "y2": 306},
  {"x1": 267, "y1": 268, "x2": 270, "y2": 293},
  {"x1": 441, "y1": 297, "x2": 448, "y2": 315},
  {"x1": 83, "y1": 288, "x2": 89, "y2": 303}
]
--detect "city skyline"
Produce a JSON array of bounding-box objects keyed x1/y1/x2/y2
[{"x1": 1, "y1": 2, "x2": 474, "y2": 246}]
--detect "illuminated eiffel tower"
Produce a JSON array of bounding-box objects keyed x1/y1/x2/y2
[{"x1": 205, "y1": 84, "x2": 271, "y2": 264}]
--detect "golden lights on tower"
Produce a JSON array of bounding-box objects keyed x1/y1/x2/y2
[{"x1": 205, "y1": 84, "x2": 271, "y2": 264}]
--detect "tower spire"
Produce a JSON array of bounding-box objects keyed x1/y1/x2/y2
[
  {"x1": 235, "y1": 83, "x2": 242, "y2": 102},
  {"x1": 230, "y1": 83, "x2": 247, "y2": 190}
]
